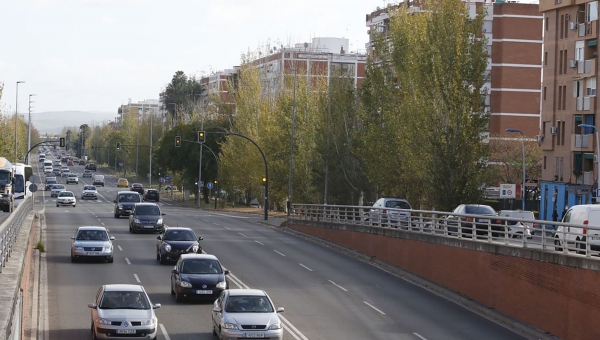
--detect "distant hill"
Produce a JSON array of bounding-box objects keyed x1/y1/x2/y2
[{"x1": 32, "y1": 111, "x2": 117, "y2": 134}]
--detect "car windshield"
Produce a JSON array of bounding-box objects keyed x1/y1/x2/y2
[
  {"x1": 53, "y1": 185, "x2": 65, "y2": 189},
  {"x1": 135, "y1": 206, "x2": 160, "y2": 215},
  {"x1": 99, "y1": 291, "x2": 150, "y2": 310},
  {"x1": 465, "y1": 206, "x2": 496, "y2": 215},
  {"x1": 225, "y1": 295, "x2": 274, "y2": 313},
  {"x1": 118, "y1": 194, "x2": 140, "y2": 202},
  {"x1": 59, "y1": 192, "x2": 73, "y2": 197},
  {"x1": 47, "y1": 181, "x2": 57, "y2": 185},
  {"x1": 69, "y1": 174, "x2": 77, "y2": 177},
  {"x1": 164, "y1": 229, "x2": 196, "y2": 241},
  {"x1": 84, "y1": 186, "x2": 96, "y2": 190},
  {"x1": 385, "y1": 200, "x2": 411, "y2": 209},
  {"x1": 76, "y1": 230, "x2": 109, "y2": 241},
  {"x1": 181, "y1": 259, "x2": 222, "y2": 274}
]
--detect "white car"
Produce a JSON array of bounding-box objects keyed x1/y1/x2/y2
[
  {"x1": 88, "y1": 284, "x2": 160, "y2": 339},
  {"x1": 61, "y1": 169, "x2": 71, "y2": 177},
  {"x1": 44, "y1": 166, "x2": 53, "y2": 174},
  {"x1": 51, "y1": 184, "x2": 67, "y2": 197},
  {"x1": 81, "y1": 185, "x2": 98, "y2": 200},
  {"x1": 71, "y1": 226, "x2": 114, "y2": 262},
  {"x1": 57, "y1": 191, "x2": 76, "y2": 207},
  {"x1": 82, "y1": 170, "x2": 93, "y2": 178},
  {"x1": 66, "y1": 173, "x2": 79, "y2": 184},
  {"x1": 497, "y1": 210, "x2": 534, "y2": 239}
]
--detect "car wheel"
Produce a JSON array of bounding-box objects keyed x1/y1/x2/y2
[
  {"x1": 73, "y1": 204, "x2": 76, "y2": 207},
  {"x1": 108, "y1": 257, "x2": 114, "y2": 263},
  {"x1": 159, "y1": 253, "x2": 166, "y2": 265},
  {"x1": 212, "y1": 320, "x2": 217, "y2": 335},
  {"x1": 114, "y1": 213, "x2": 119, "y2": 218},
  {"x1": 157, "y1": 250, "x2": 160, "y2": 261},
  {"x1": 71, "y1": 256, "x2": 76, "y2": 263},
  {"x1": 92, "y1": 326, "x2": 99, "y2": 340},
  {"x1": 577, "y1": 238, "x2": 586, "y2": 255},
  {"x1": 56, "y1": 204, "x2": 59, "y2": 207},
  {"x1": 171, "y1": 281, "x2": 175, "y2": 295},
  {"x1": 175, "y1": 290, "x2": 184, "y2": 303},
  {"x1": 554, "y1": 238, "x2": 563, "y2": 251}
]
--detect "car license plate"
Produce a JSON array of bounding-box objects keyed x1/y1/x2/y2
[
  {"x1": 87, "y1": 252, "x2": 100, "y2": 255},
  {"x1": 196, "y1": 290, "x2": 212, "y2": 294},
  {"x1": 117, "y1": 329, "x2": 136, "y2": 334},
  {"x1": 143, "y1": 225, "x2": 155, "y2": 229},
  {"x1": 592, "y1": 236, "x2": 600, "y2": 240},
  {"x1": 244, "y1": 333, "x2": 265, "y2": 338}
]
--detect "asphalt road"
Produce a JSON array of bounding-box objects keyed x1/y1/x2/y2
[{"x1": 33, "y1": 161, "x2": 530, "y2": 340}]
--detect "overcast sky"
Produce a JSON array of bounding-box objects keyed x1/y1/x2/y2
[{"x1": 1, "y1": 0, "x2": 388, "y2": 116}]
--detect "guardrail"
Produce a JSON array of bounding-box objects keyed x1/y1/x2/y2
[
  {"x1": 0, "y1": 197, "x2": 33, "y2": 273},
  {"x1": 291, "y1": 204, "x2": 600, "y2": 258}
]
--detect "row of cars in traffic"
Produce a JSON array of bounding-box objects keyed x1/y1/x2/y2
[{"x1": 71, "y1": 185, "x2": 285, "y2": 339}]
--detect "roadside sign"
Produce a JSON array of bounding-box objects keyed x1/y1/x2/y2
[
  {"x1": 29, "y1": 183, "x2": 38, "y2": 193},
  {"x1": 207, "y1": 182, "x2": 213, "y2": 189},
  {"x1": 164, "y1": 175, "x2": 172, "y2": 180},
  {"x1": 200, "y1": 181, "x2": 204, "y2": 187},
  {"x1": 159, "y1": 177, "x2": 165, "y2": 183},
  {"x1": 500, "y1": 184, "x2": 516, "y2": 199},
  {"x1": 147, "y1": 173, "x2": 151, "y2": 179}
]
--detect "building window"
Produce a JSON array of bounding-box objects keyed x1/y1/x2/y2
[
  {"x1": 561, "y1": 121, "x2": 566, "y2": 145},
  {"x1": 545, "y1": 51, "x2": 548, "y2": 66},
  {"x1": 587, "y1": 77, "x2": 597, "y2": 96},
  {"x1": 558, "y1": 86, "x2": 563, "y2": 109},
  {"x1": 587, "y1": 1, "x2": 598, "y2": 22},
  {"x1": 544, "y1": 156, "x2": 547, "y2": 170},
  {"x1": 560, "y1": 15, "x2": 564, "y2": 39},
  {"x1": 563, "y1": 85, "x2": 567, "y2": 110},
  {"x1": 544, "y1": 86, "x2": 547, "y2": 100},
  {"x1": 556, "y1": 0, "x2": 562, "y2": 3},
  {"x1": 546, "y1": 17, "x2": 549, "y2": 31},
  {"x1": 564, "y1": 49, "x2": 568, "y2": 72},
  {"x1": 559, "y1": 50, "x2": 563, "y2": 74}
]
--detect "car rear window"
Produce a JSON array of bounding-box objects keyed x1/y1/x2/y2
[
  {"x1": 465, "y1": 206, "x2": 496, "y2": 215},
  {"x1": 135, "y1": 206, "x2": 160, "y2": 215},
  {"x1": 118, "y1": 194, "x2": 141, "y2": 202},
  {"x1": 385, "y1": 200, "x2": 411, "y2": 209}
]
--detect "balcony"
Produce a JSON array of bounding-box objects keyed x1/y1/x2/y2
[
  {"x1": 571, "y1": 134, "x2": 595, "y2": 152},
  {"x1": 576, "y1": 171, "x2": 594, "y2": 185},
  {"x1": 578, "y1": 58, "x2": 597, "y2": 76}
]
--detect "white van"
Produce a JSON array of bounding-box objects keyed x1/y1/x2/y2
[
  {"x1": 93, "y1": 175, "x2": 105, "y2": 187},
  {"x1": 555, "y1": 204, "x2": 600, "y2": 253},
  {"x1": 43, "y1": 160, "x2": 52, "y2": 168}
]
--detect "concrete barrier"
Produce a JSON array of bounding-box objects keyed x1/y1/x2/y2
[{"x1": 288, "y1": 219, "x2": 600, "y2": 340}]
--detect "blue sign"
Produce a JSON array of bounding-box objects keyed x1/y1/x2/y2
[
  {"x1": 164, "y1": 175, "x2": 172, "y2": 180},
  {"x1": 207, "y1": 182, "x2": 213, "y2": 189},
  {"x1": 159, "y1": 177, "x2": 165, "y2": 183}
]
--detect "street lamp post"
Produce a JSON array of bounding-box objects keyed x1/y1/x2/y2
[
  {"x1": 506, "y1": 128, "x2": 526, "y2": 210},
  {"x1": 27, "y1": 94, "x2": 36, "y2": 165},
  {"x1": 579, "y1": 124, "x2": 600, "y2": 194},
  {"x1": 14, "y1": 81, "x2": 25, "y2": 163}
]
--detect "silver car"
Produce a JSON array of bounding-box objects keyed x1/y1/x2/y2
[
  {"x1": 81, "y1": 185, "x2": 98, "y2": 200},
  {"x1": 50, "y1": 184, "x2": 66, "y2": 197},
  {"x1": 57, "y1": 191, "x2": 76, "y2": 207},
  {"x1": 70, "y1": 226, "x2": 114, "y2": 262},
  {"x1": 66, "y1": 173, "x2": 79, "y2": 184},
  {"x1": 212, "y1": 289, "x2": 284, "y2": 340},
  {"x1": 88, "y1": 284, "x2": 160, "y2": 340}
]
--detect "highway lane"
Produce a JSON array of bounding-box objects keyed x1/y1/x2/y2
[{"x1": 40, "y1": 161, "x2": 527, "y2": 340}]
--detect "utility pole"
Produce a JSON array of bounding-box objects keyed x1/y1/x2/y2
[
  {"x1": 149, "y1": 107, "x2": 153, "y2": 188},
  {"x1": 14, "y1": 81, "x2": 25, "y2": 163},
  {"x1": 27, "y1": 94, "x2": 36, "y2": 164}
]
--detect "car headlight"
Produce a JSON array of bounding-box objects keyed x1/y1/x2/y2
[
  {"x1": 179, "y1": 281, "x2": 192, "y2": 288},
  {"x1": 118, "y1": 204, "x2": 123, "y2": 209},
  {"x1": 140, "y1": 318, "x2": 155, "y2": 326},
  {"x1": 191, "y1": 245, "x2": 199, "y2": 253},
  {"x1": 75, "y1": 246, "x2": 83, "y2": 251},
  {"x1": 103, "y1": 246, "x2": 112, "y2": 252},
  {"x1": 216, "y1": 281, "x2": 226, "y2": 289},
  {"x1": 133, "y1": 218, "x2": 140, "y2": 223},
  {"x1": 223, "y1": 323, "x2": 239, "y2": 330},
  {"x1": 268, "y1": 322, "x2": 282, "y2": 330},
  {"x1": 157, "y1": 218, "x2": 163, "y2": 225},
  {"x1": 164, "y1": 244, "x2": 171, "y2": 252},
  {"x1": 98, "y1": 318, "x2": 111, "y2": 325}
]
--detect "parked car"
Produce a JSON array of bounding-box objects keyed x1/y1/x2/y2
[
  {"x1": 71, "y1": 226, "x2": 114, "y2": 262},
  {"x1": 130, "y1": 183, "x2": 145, "y2": 195},
  {"x1": 156, "y1": 227, "x2": 202, "y2": 264},
  {"x1": 144, "y1": 189, "x2": 159, "y2": 202},
  {"x1": 554, "y1": 204, "x2": 600, "y2": 253},
  {"x1": 66, "y1": 173, "x2": 79, "y2": 184},
  {"x1": 51, "y1": 184, "x2": 67, "y2": 197},
  {"x1": 57, "y1": 191, "x2": 77, "y2": 207},
  {"x1": 114, "y1": 191, "x2": 142, "y2": 218},
  {"x1": 81, "y1": 185, "x2": 98, "y2": 200},
  {"x1": 497, "y1": 210, "x2": 535, "y2": 239},
  {"x1": 367, "y1": 197, "x2": 412, "y2": 227},
  {"x1": 117, "y1": 178, "x2": 129, "y2": 188},
  {"x1": 88, "y1": 284, "x2": 160, "y2": 339},
  {"x1": 170, "y1": 254, "x2": 228, "y2": 302},
  {"x1": 212, "y1": 289, "x2": 284, "y2": 340},
  {"x1": 445, "y1": 204, "x2": 497, "y2": 237},
  {"x1": 128, "y1": 203, "x2": 165, "y2": 234}
]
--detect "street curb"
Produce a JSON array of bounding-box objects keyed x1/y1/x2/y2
[{"x1": 281, "y1": 225, "x2": 559, "y2": 340}]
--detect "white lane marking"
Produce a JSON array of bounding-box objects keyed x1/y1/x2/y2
[
  {"x1": 223, "y1": 226, "x2": 231, "y2": 230},
  {"x1": 273, "y1": 250, "x2": 286, "y2": 257},
  {"x1": 101, "y1": 222, "x2": 105, "y2": 226},
  {"x1": 227, "y1": 273, "x2": 250, "y2": 289},
  {"x1": 299, "y1": 263, "x2": 313, "y2": 271},
  {"x1": 203, "y1": 219, "x2": 209, "y2": 222},
  {"x1": 239, "y1": 233, "x2": 248, "y2": 237},
  {"x1": 159, "y1": 324, "x2": 171, "y2": 340},
  {"x1": 363, "y1": 301, "x2": 386, "y2": 315},
  {"x1": 213, "y1": 222, "x2": 220, "y2": 225},
  {"x1": 279, "y1": 315, "x2": 309, "y2": 340},
  {"x1": 255, "y1": 240, "x2": 265, "y2": 245},
  {"x1": 328, "y1": 280, "x2": 348, "y2": 292},
  {"x1": 413, "y1": 333, "x2": 428, "y2": 340},
  {"x1": 118, "y1": 245, "x2": 123, "y2": 251},
  {"x1": 125, "y1": 258, "x2": 131, "y2": 265},
  {"x1": 133, "y1": 274, "x2": 141, "y2": 283}
]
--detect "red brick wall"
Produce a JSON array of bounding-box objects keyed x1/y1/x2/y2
[{"x1": 289, "y1": 223, "x2": 600, "y2": 340}]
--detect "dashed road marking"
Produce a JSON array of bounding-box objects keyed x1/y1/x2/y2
[
  {"x1": 328, "y1": 280, "x2": 348, "y2": 292},
  {"x1": 363, "y1": 301, "x2": 385, "y2": 315},
  {"x1": 299, "y1": 263, "x2": 313, "y2": 271},
  {"x1": 413, "y1": 333, "x2": 428, "y2": 340},
  {"x1": 255, "y1": 240, "x2": 264, "y2": 245},
  {"x1": 125, "y1": 258, "x2": 131, "y2": 265},
  {"x1": 133, "y1": 274, "x2": 141, "y2": 283},
  {"x1": 273, "y1": 250, "x2": 286, "y2": 257},
  {"x1": 118, "y1": 245, "x2": 123, "y2": 251}
]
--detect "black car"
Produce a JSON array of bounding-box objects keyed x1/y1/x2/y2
[
  {"x1": 157, "y1": 227, "x2": 202, "y2": 264},
  {"x1": 144, "y1": 189, "x2": 159, "y2": 202},
  {"x1": 129, "y1": 203, "x2": 165, "y2": 233},
  {"x1": 86, "y1": 163, "x2": 97, "y2": 171},
  {"x1": 170, "y1": 254, "x2": 229, "y2": 302},
  {"x1": 113, "y1": 191, "x2": 142, "y2": 218}
]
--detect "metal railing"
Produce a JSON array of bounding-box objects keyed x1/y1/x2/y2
[
  {"x1": 291, "y1": 204, "x2": 600, "y2": 258},
  {"x1": 0, "y1": 197, "x2": 33, "y2": 273}
]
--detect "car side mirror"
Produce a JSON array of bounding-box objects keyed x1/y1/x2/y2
[
  {"x1": 152, "y1": 303, "x2": 161, "y2": 309},
  {"x1": 276, "y1": 307, "x2": 285, "y2": 313},
  {"x1": 109, "y1": 236, "x2": 115, "y2": 241},
  {"x1": 198, "y1": 236, "x2": 204, "y2": 241},
  {"x1": 213, "y1": 306, "x2": 222, "y2": 313},
  {"x1": 171, "y1": 269, "x2": 178, "y2": 274},
  {"x1": 224, "y1": 269, "x2": 230, "y2": 275},
  {"x1": 87, "y1": 303, "x2": 97, "y2": 309},
  {"x1": 71, "y1": 236, "x2": 75, "y2": 240},
  {"x1": 113, "y1": 200, "x2": 116, "y2": 203},
  {"x1": 162, "y1": 213, "x2": 166, "y2": 215}
]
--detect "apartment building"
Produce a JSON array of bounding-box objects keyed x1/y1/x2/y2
[
  {"x1": 365, "y1": 1, "x2": 543, "y2": 137},
  {"x1": 117, "y1": 99, "x2": 161, "y2": 128}
]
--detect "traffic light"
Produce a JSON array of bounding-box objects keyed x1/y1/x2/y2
[
  {"x1": 116, "y1": 142, "x2": 121, "y2": 150},
  {"x1": 175, "y1": 136, "x2": 182, "y2": 147},
  {"x1": 262, "y1": 177, "x2": 267, "y2": 186},
  {"x1": 194, "y1": 177, "x2": 198, "y2": 185},
  {"x1": 91, "y1": 145, "x2": 94, "y2": 150},
  {"x1": 198, "y1": 131, "x2": 205, "y2": 144},
  {"x1": 59, "y1": 137, "x2": 65, "y2": 147},
  {"x1": 214, "y1": 180, "x2": 218, "y2": 184}
]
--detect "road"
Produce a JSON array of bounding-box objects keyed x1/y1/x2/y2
[{"x1": 37, "y1": 162, "x2": 527, "y2": 340}]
